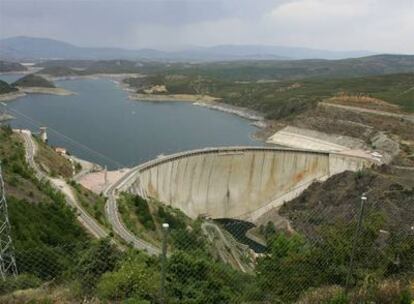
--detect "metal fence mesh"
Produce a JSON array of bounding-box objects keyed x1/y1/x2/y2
[{"x1": 1, "y1": 190, "x2": 413, "y2": 304}]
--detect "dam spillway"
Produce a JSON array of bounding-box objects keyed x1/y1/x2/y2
[{"x1": 119, "y1": 147, "x2": 372, "y2": 222}]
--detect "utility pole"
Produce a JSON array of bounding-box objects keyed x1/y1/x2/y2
[{"x1": 0, "y1": 161, "x2": 18, "y2": 280}]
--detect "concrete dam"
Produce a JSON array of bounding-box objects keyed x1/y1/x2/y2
[{"x1": 118, "y1": 147, "x2": 372, "y2": 222}]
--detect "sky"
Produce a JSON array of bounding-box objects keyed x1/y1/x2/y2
[{"x1": 1, "y1": 0, "x2": 413, "y2": 53}]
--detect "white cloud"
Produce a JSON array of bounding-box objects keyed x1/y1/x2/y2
[
  {"x1": 261, "y1": 0, "x2": 414, "y2": 52},
  {"x1": 1, "y1": 0, "x2": 413, "y2": 53},
  {"x1": 270, "y1": 0, "x2": 372, "y2": 20}
]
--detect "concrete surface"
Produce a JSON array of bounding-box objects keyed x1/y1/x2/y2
[
  {"x1": 267, "y1": 126, "x2": 368, "y2": 152},
  {"x1": 119, "y1": 147, "x2": 373, "y2": 222}
]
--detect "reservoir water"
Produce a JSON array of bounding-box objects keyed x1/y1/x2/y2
[{"x1": 1, "y1": 75, "x2": 260, "y2": 169}]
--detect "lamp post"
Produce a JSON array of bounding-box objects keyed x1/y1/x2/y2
[
  {"x1": 346, "y1": 194, "x2": 367, "y2": 290},
  {"x1": 160, "y1": 222, "x2": 169, "y2": 303}
]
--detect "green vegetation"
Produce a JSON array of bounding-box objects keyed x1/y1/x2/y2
[
  {"x1": 70, "y1": 180, "x2": 109, "y2": 228},
  {"x1": 0, "y1": 80, "x2": 18, "y2": 95},
  {"x1": 12, "y1": 74, "x2": 55, "y2": 88},
  {"x1": 155, "y1": 54, "x2": 414, "y2": 81},
  {"x1": 125, "y1": 72, "x2": 414, "y2": 118},
  {"x1": 1, "y1": 124, "x2": 413, "y2": 303},
  {"x1": 1, "y1": 53, "x2": 413, "y2": 302},
  {"x1": 34, "y1": 56, "x2": 414, "y2": 117},
  {"x1": 33, "y1": 136, "x2": 73, "y2": 178},
  {"x1": 37, "y1": 54, "x2": 414, "y2": 81},
  {"x1": 118, "y1": 193, "x2": 205, "y2": 250},
  {"x1": 255, "y1": 215, "x2": 414, "y2": 302},
  {"x1": 38, "y1": 59, "x2": 149, "y2": 77},
  {"x1": 0, "y1": 125, "x2": 89, "y2": 291},
  {"x1": 38, "y1": 66, "x2": 81, "y2": 77},
  {"x1": 132, "y1": 194, "x2": 156, "y2": 230}
]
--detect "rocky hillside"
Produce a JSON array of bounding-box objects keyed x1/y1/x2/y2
[{"x1": 279, "y1": 168, "x2": 414, "y2": 236}]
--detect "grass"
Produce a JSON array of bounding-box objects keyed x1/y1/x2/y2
[
  {"x1": 33, "y1": 136, "x2": 73, "y2": 178},
  {"x1": 117, "y1": 193, "x2": 162, "y2": 246},
  {"x1": 70, "y1": 180, "x2": 109, "y2": 228},
  {"x1": 117, "y1": 193, "x2": 194, "y2": 248},
  {"x1": 0, "y1": 126, "x2": 51, "y2": 204}
]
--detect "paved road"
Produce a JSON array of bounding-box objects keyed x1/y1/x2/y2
[
  {"x1": 18, "y1": 129, "x2": 108, "y2": 239},
  {"x1": 103, "y1": 170, "x2": 161, "y2": 256},
  {"x1": 70, "y1": 155, "x2": 102, "y2": 182}
]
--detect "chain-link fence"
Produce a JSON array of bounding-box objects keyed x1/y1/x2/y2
[{"x1": 1, "y1": 181, "x2": 414, "y2": 303}]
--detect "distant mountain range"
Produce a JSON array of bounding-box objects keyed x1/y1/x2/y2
[{"x1": 0, "y1": 36, "x2": 376, "y2": 62}]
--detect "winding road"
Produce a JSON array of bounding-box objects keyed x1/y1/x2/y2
[
  {"x1": 103, "y1": 169, "x2": 161, "y2": 256},
  {"x1": 18, "y1": 128, "x2": 160, "y2": 255},
  {"x1": 17, "y1": 129, "x2": 108, "y2": 239}
]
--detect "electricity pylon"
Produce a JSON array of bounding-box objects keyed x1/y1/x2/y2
[{"x1": 0, "y1": 161, "x2": 17, "y2": 280}]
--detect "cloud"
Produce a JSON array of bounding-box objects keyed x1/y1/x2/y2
[
  {"x1": 269, "y1": 0, "x2": 372, "y2": 20},
  {"x1": 0, "y1": 0, "x2": 413, "y2": 53},
  {"x1": 261, "y1": 0, "x2": 414, "y2": 52}
]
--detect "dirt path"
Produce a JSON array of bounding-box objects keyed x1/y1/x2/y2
[{"x1": 320, "y1": 102, "x2": 414, "y2": 123}]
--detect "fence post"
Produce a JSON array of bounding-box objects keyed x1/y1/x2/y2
[
  {"x1": 345, "y1": 194, "x2": 367, "y2": 290},
  {"x1": 160, "y1": 223, "x2": 169, "y2": 303}
]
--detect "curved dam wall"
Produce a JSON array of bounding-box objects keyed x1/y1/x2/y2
[{"x1": 120, "y1": 147, "x2": 371, "y2": 222}]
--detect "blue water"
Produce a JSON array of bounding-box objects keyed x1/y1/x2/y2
[
  {"x1": 0, "y1": 73, "x2": 24, "y2": 83},
  {"x1": 1, "y1": 76, "x2": 260, "y2": 169}
]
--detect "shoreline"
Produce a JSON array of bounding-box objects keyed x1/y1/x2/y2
[
  {"x1": 193, "y1": 100, "x2": 264, "y2": 122},
  {"x1": 17, "y1": 86, "x2": 75, "y2": 96},
  {"x1": 40, "y1": 72, "x2": 144, "y2": 82},
  {"x1": 0, "y1": 113, "x2": 14, "y2": 122},
  {"x1": 38, "y1": 72, "x2": 268, "y2": 127},
  {"x1": 0, "y1": 91, "x2": 26, "y2": 101},
  {"x1": 128, "y1": 92, "x2": 219, "y2": 103}
]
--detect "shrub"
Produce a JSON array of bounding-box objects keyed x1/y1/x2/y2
[
  {"x1": 73, "y1": 238, "x2": 121, "y2": 295},
  {"x1": 96, "y1": 253, "x2": 160, "y2": 302},
  {"x1": 157, "y1": 206, "x2": 186, "y2": 230},
  {"x1": 352, "y1": 279, "x2": 412, "y2": 304},
  {"x1": 131, "y1": 195, "x2": 155, "y2": 230},
  {"x1": 297, "y1": 285, "x2": 348, "y2": 304},
  {"x1": 0, "y1": 274, "x2": 42, "y2": 295}
]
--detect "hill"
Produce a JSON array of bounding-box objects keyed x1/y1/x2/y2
[
  {"x1": 280, "y1": 169, "x2": 414, "y2": 235},
  {"x1": 0, "y1": 80, "x2": 18, "y2": 94},
  {"x1": 158, "y1": 54, "x2": 414, "y2": 81},
  {"x1": 0, "y1": 60, "x2": 27, "y2": 72},
  {"x1": 38, "y1": 66, "x2": 82, "y2": 77},
  {"x1": 0, "y1": 36, "x2": 375, "y2": 61},
  {"x1": 13, "y1": 74, "x2": 55, "y2": 88},
  {"x1": 124, "y1": 72, "x2": 414, "y2": 118},
  {"x1": 0, "y1": 125, "x2": 89, "y2": 277},
  {"x1": 34, "y1": 54, "x2": 414, "y2": 83}
]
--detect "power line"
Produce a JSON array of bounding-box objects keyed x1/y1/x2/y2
[{"x1": 2, "y1": 104, "x2": 123, "y2": 168}]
